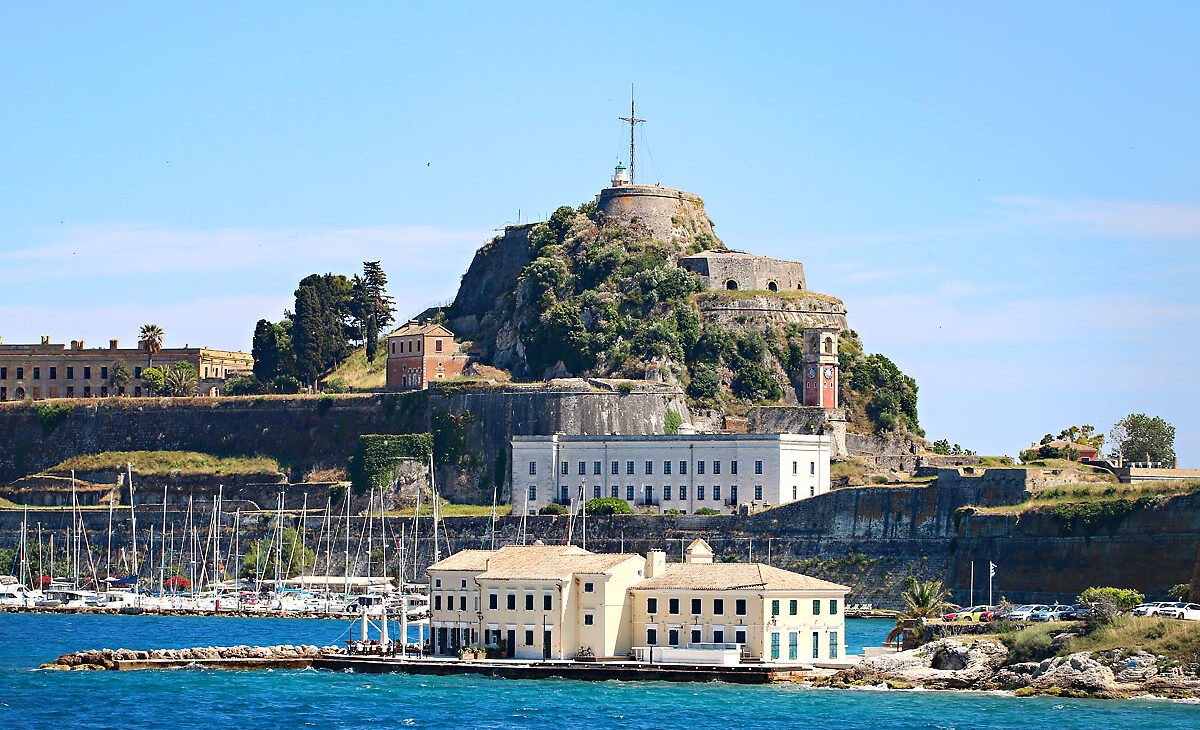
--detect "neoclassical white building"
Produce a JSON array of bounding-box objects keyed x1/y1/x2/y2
[{"x1": 510, "y1": 434, "x2": 832, "y2": 515}]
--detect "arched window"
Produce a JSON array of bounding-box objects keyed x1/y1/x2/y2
[
  {"x1": 767, "y1": 281, "x2": 778, "y2": 292},
  {"x1": 823, "y1": 337, "x2": 834, "y2": 355},
  {"x1": 725, "y1": 280, "x2": 738, "y2": 290}
]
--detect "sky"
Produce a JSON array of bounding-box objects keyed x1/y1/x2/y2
[{"x1": 1, "y1": 3, "x2": 1198, "y2": 463}]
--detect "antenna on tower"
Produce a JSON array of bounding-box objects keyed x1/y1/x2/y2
[{"x1": 618, "y1": 84, "x2": 646, "y2": 184}]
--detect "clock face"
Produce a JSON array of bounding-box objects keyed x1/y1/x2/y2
[
  {"x1": 823, "y1": 366, "x2": 834, "y2": 380},
  {"x1": 807, "y1": 366, "x2": 817, "y2": 379}
]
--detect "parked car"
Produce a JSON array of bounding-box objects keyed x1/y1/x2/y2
[
  {"x1": 1132, "y1": 602, "x2": 1177, "y2": 616},
  {"x1": 954, "y1": 605, "x2": 997, "y2": 622},
  {"x1": 1057, "y1": 604, "x2": 1094, "y2": 621},
  {"x1": 942, "y1": 606, "x2": 968, "y2": 621},
  {"x1": 1158, "y1": 603, "x2": 1200, "y2": 620},
  {"x1": 1007, "y1": 604, "x2": 1048, "y2": 621},
  {"x1": 1030, "y1": 604, "x2": 1071, "y2": 622}
]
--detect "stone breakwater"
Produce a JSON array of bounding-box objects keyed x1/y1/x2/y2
[
  {"x1": 1, "y1": 605, "x2": 364, "y2": 619},
  {"x1": 822, "y1": 638, "x2": 1200, "y2": 699},
  {"x1": 44, "y1": 644, "x2": 336, "y2": 670}
]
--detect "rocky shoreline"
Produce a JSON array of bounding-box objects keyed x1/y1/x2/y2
[
  {"x1": 2, "y1": 605, "x2": 371, "y2": 620},
  {"x1": 44, "y1": 644, "x2": 337, "y2": 670},
  {"x1": 821, "y1": 638, "x2": 1200, "y2": 699}
]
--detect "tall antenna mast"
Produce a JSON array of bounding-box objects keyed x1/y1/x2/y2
[{"x1": 618, "y1": 85, "x2": 646, "y2": 184}]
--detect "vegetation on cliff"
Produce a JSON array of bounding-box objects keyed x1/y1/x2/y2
[{"x1": 52, "y1": 451, "x2": 284, "y2": 478}]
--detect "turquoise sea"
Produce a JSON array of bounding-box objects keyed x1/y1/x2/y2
[{"x1": 1, "y1": 614, "x2": 1196, "y2": 729}]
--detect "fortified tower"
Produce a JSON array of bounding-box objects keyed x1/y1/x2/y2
[
  {"x1": 802, "y1": 327, "x2": 839, "y2": 409},
  {"x1": 595, "y1": 163, "x2": 718, "y2": 247}
]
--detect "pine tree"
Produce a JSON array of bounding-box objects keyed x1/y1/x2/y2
[
  {"x1": 292, "y1": 286, "x2": 322, "y2": 384},
  {"x1": 251, "y1": 319, "x2": 280, "y2": 381},
  {"x1": 361, "y1": 261, "x2": 395, "y2": 332}
]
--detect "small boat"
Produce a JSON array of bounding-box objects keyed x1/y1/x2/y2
[{"x1": 0, "y1": 576, "x2": 42, "y2": 607}]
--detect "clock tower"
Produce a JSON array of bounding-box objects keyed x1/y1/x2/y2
[{"x1": 802, "y1": 327, "x2": 839, "y2": 409}]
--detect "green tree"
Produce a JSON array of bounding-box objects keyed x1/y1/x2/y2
[
  {"x1": 252, "y1": 319, "x2": 293, "y2": 381},
  {"x1": 539, "y1": 503, "x2": 568, "y2": 516},
  {"x1": 664, "y1": 409, "x2": 682, "y2": 435},
  {"x1": 931, "y1": 439, "x2": 951, "y2": 455},
  {"x1": 109, "y1": 359, "x2": 132, "y2": 395},
  {"x1": 687, "y1": 363, "x2": 720, "y2": 400},
  {"x1": 898, "y1": 576, "x2": 953, "y2": 620},
  {"x1": 141, "y1": 366, "x2": 165, "y2": 395},
  {"x1": 1058, "y1": 424, "x2": 1105, "y2": 451},
  {"x1": 138, "y1": 323, "x2": 164, "y2": 367},
  {"x1": 1077, "y1": 586, "x2": 1145, "y2": 612},
  {"x1": 1110, "y1": 413, "x2": 1176, "y2": 465},
  {"x1": 240, "y1": 527, "x2": 316, "y2": 579},
  {"x1": 161, "y1": 362, "x2": 198, "y2": 397},
  {"x1": 584, "y1": 497, "x2": 634, "y2": 515},
  {"x1": 224, "y1": 375, "x2": 264, "y2": 396},
  {"x1": 1167, "y1": 583, "x2": 1192, "y2": 600},
  {"x1": 292, "y1": 286, "x2": 323, "y2": 384}
]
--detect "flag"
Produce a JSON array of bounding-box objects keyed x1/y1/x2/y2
[{"x1": 989, "y1": 562, "x2": 997, "y2": 578}]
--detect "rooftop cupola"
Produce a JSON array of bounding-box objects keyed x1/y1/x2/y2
[{"x1": 611, "y1": 162, "x2": 629, "y2": 187}]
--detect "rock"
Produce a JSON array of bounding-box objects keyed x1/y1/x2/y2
[
  {"x1": 1112, "y1": 651, "x2": 1159, "y2": 684},
  {"x1": 1033, "y1": 652, "x2": 1117, "y2": 693}
]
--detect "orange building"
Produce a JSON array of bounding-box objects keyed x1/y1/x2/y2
[{"x1": 385, "y1": 322, "x2": 468, "y2": 391}]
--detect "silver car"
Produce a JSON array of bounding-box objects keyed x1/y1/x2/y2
[{"x1": 1007, "y1": 604, "x2": 1048, "y2": 621}]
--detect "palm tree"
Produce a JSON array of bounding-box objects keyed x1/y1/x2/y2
[
  {"x1": 899, "y1": 576, "x2": 953, "y2": 620},
  {"x1": 139, "y1": 324, "x2": 164, "y2": 367}
]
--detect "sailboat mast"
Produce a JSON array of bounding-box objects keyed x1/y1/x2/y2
[
  {"x1": 127, "y1": 462, "x2": 139, "y2": 583},
  {"x1": 430, "y1": 452, "x2": 440, "y2": 564},
  {"x1": 159, "y1": 483, "x2": 168, "y2": 595}
]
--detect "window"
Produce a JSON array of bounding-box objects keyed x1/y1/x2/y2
[
  {"x1": 584, "y1": 582, "x2": 594, "y2": 593},
  {"x1": 793, "y1": 486, "x2": 797, "y2": 500},
  {"x1": 133, "y1": 367, "x2": 141, "y2": 378},
  {"x1": 507, "y1": 593, "x2": 516, "y2": 610},
  {"x1": 679, "y1": 461, "x2": 687, "y2": 475},
  {"x1": 575, "y1": 461, "x2": 584, "y2": 475},
  {"x1": 560, "y1": 486, "x2": 570, "y2": 503},
  {"x1": 83, "y1": 386, "x2": 91, "y2": 397},
  {"x1": 713, "y1": 485, "x2": 721, "y2": 501},
  {"x1": 663, "y1": 486, "x2": 672, "y2": 501},
  {"x1": 593, "y1": 461, "x2": 601, "y2": 475},
  {"x1": 489, "y1": 593, "x2": 498, "y2": 609},
  {"x1": 668, "y1": 598, "x2": 680, "y2": 615},
  {"x1": 730, "y1": 486, "x2": 738, "y2": 502},
  {"x1": 0, "y1": 368, "x2": 6, "y2": 379},
  {"x1": 713, "y1": 628, "x2": 725, "y2": 643},
  {"x1": 100, "y1": 367, "x2": 108, "y2": 380},
  {"x1": 645, "y1": 460, "x2": 653, "y2": 475},
  {"x1": 691, "y1": 598, "x2": 702, "y2": 615},
  {"x1": 525, "y1": 593, "x2": 534, "y2": 610},
  {"x1": 68, "y1": 386, "x2": 77, "y2": 398},
  {"x1": 593, "y1": 485, "x2": 601, "y2": 499},
  {"x1": 17, "y1": 367, "x2": 24, "y2": 379},
  {"x1": 793, "y1": 461, "x2": 798, "y2": 475},
  {"x1": 810, "y1": 486, "x2": 815, "y2": 497},
  {"x1": 730, "y1": 460, "x2": 738, "y2": 475},
  {"x1": 434, "y1": 594, "x2": 443, "y2": 610},
  {"x1": 697, "y1": 461, "x2": 705, "y2": 475},
  {"x1": 811, "y1": 461, "x2": 816, "y2": 476},
  {"x1": 668, "y1": 629, "x2": 679, "y2": 646},
  {"x1": 625, "y1": 485, "x2": 634, "y2": 500},
  {"x1": 528, "y1": 486, "x2": 537, "y2": 501},
  {"x1": 691, "y1": 628, "x2": 702, "y2": 644},
  {"x1": 830, "y1": 600, "x2": 838, "y2": 615},
  {"x1": 735, "y1": 627, "x2": 747, "y2": 645},
  {"x1": 100, "y1": 387, "x2": 107, "y2": 397},
  {"x1": 644, "y1": 485, "x2": 654, "y2": 502},
  {"x1": 755, "y1": 460, "x2": 763, "y2": 475},
  {"x1": 679, "y1": 485, "x2": 687, "y2": 500},
  {"x1": 435, "y1": 339, "x2": 443, "y2": 352},
  {"x1": 713, "y1": 599, "x2": 724, "y2": 615},
  {"x1": 713, "y1": 461, "x2": 721, "y2": 475},
  {"x1": 65, "y1": 366, "x2": 74, "y2": 378},
  {"x1": 561, "y1": 462, "x2": 569, "y2": 476},
  {"x1": 611, "y1": 461, "x2": 619, "y2": 475},
  {"x1": 647, "y1": 597, "x2": 658, "y2": 614},
  {"x1": 525, "y1": 629, "x2": 534, "y2": 646},
  {"x1": 610, "y1": 486, "x2": 619, "y2": 498},
  {"x1": 789, "y1": 632, "x2": 798, "y2": 660},
  {"x1": 543, "y1": 593, "x2": 552, "y2": 610},
  {"x1": 813, "y1": 632, "x2": 820, "y2": 659},
  {"x1": 813, "y1": 599, "x2": 821, "y2": 616},
  {"x1": 626, "y1": 461, "x2": 634, "y2": 475},
  {"x1": 754, "y1": 485, "x2": 763, "y2": 500},
  {"x1": 829, "y1": 631, "x2": 839, "y2": 659},
  {"x1": 83, "y1": 366, "x2": 91, "y2": 379},
  {"x1": 735, "y1": 599, "x2": 747, "y2": 616},
  {"x1": 770, "y1": 632, "x2": 780, "y2": 660},
  {"x1": 435, "y1": 579, "x2": 442, "y2": 587},
  {"x1": 647, "y1": 628, "x2": 658, "y2": 645},
  {"x1": 663, "y1": 461, "x2": 671, "y2": 475},
  {"x1": 696, "y1": 486, "x2": 705, "y2": 500},
  {"x1": 459, "y1": 595, "x2": 466, "y2": 611},
  {"x1": 49, "y1": 367, "x2": 56, "y2": 380},
  {"x1": 33, "y1": 367, "x2": 40, "y2": 380},
  {"x1": 584, "y1": 614, "x2": 594, "y2": 626}
]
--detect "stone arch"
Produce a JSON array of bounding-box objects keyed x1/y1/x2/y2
[
  {"x1": 823, "y1": 336, "x2": 834, "y2": 355},
  {"x1": 725, "y1": 279, "x2": 739, "y2": 290},
  {"x1": 14, "y1": 387, "x2": 25, "y2": 400},
  {"x1": 766, "y1": 280, "x2": 779, "y2": 292}
]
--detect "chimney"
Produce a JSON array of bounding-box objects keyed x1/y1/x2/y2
[
  {"x1": 645, "y1": 550, "x2": 666, "y2": 578},
  {"x1": 109, "y1": 339, "x2": 119, "y2": 350},
  {"x1": 71, "y1": 340, "x2": 84, "y2": 350},
  {"x1": 41, "y1": 335, "x2": 50, "y2": 345}
]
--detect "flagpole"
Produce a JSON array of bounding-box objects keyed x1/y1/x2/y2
[
  {"x1": 989, "y1": 562, "x2": 995, "y2": 606},
  {"x1": 969, "y1": 561, "x2": 975, "y2": 606}
]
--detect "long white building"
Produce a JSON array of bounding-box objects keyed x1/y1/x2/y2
[{"x1": 510, "y1": 434, "x2": 831, "y2": 515}]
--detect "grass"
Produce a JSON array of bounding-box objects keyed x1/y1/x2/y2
[
  {"x1": 1070, "y1": 616, "x2": 1200, "y2": 662},
  {"x1": 972, "y1": 480, "x2": 1200, "y2": 516},
  {"x1": 1019, "y1": 458, "x2": 1118, "y2": 483},
  {"x1": 51, "y1": 450, "x2": 284, "y2": 477},
  {"x1": 695, "y1": 289, "x2": 845, "y2": 305},
  {"x1": 386, "y1": 503, "x2": 513, "y2": 518},
  {"x1": 324, "y1": 346, "x2": 387, "y2": 391}
]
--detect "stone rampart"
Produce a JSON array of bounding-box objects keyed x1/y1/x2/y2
[
  {"x1": 747, "y1": 406, "x2": 847, "y2": 455},
  {"x1": 678, "y1": 251, "x2": 806, "y2": 291},
  {"x1": 595, "y1": 185, "x2": 717, "y2": 248}
]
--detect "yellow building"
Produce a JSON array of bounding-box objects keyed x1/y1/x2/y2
[{"x1": 427, "y1": 539, "x2": 849, "y2": 664}]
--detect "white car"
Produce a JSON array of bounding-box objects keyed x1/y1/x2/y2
[
  {"x1": 1132, "y1": 602, "x2": 1177, "y2": 616},
  {"x1": 1007, "y1": 604, "x2": 1048, "y2": 621},
  {"x1": 1159, "y1": 602, "x2": 1200, "y2": 620}
]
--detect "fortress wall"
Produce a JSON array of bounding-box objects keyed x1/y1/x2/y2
[{"x1": 596, "y1": 186, "x2": 716, "y2": 247}]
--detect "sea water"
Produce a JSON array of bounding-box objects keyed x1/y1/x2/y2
[{"x1": 1, "y1": 614, "x2": 1196, "y2": 729}]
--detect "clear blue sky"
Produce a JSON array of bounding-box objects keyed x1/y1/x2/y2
[{"x1": 2, "y1": 3, "x2": 1197, "y2": 463}]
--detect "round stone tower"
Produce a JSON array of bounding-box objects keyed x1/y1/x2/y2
[{"x1": 595, "y1": 165, "x2": 721, "y2": 249}]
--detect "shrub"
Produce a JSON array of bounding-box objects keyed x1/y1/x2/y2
[
  {"x1": 584, "y1": 497, "x2": 633, "y2": 516},
  {"x1": 272, "y1": 375, "x2": 303, "y2": 394},
  {"x1": 1000, "y1": 624, "x2": 1058, "y2": 664},
  {"x1": 1077, "y1": 586, "x2": 1145, "y2": 612},
  {"x1": 323, "y1": 377, "x2": 350, "y2": 394},
  {"x1": 695, "y1": 507, "x2": 721, "y2": 516},
  {"x1": 616, "y1": 382, "x2": 636, "y2": 394},
  {"x1": 539, "y1": 503, "x2": 568, "y2": 516},
  {"x1": 687, "y1": 364, "x2": 721, "y2": 400},
  {"x1": 225, "y1": 375, "x2": 265, "y2": 396},
  {"x1": 35, "y1": 402, "x2": 72, "y2": 435},
  {"x1": 664, "y1": 409, "x2": 682, "y2": 435}
]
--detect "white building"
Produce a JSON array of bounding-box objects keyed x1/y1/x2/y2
[{"x1": 510, "y1": 434, "x2": 832, "y2": 515}]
